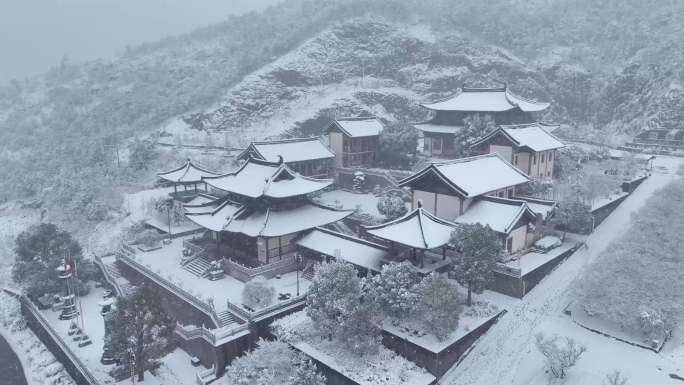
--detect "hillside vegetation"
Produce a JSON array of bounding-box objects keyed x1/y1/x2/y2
[{"x1": 0, "y1": 0, "x2": 682, "y2": 220}]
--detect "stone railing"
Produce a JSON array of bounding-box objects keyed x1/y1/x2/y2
[
  {"x1": 117, "y1": 253, "x2": 225, "y2": 328},
  {"x1": 226, "y1": 294, "x2": 306, "y2": 322},
  {"x1": 8, "y1": 290, "x2": 103, "y2": 385},
  {"x1": 195, "y1": 365, "x2": 216, "y2": 385},
  {"x1": 175, "y1": 322, "x2": 249, "y2": 347},
  {"x1": 224, "y1": 255, "x2": 297, "y2": 282},
  {"x1": 92, "y1": 254, "x2": 124, "y2": 297}
]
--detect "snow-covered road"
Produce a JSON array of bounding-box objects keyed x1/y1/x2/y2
[{"x1": 441, "y1": 157, "x2": 684, "y2": 385}]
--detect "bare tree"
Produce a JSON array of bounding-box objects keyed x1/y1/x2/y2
[{"x1": 535, "y1": 333, "x2": 587, "y2": 383}]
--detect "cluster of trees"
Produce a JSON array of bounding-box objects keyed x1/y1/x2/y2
[
  {"x1": 224, "y1": 339, "x2": 325, "y2": 385},
  {"x1": 307, "y1": 260, "x2": 464, "y2": 349},
  {"x1": 11, "y1": 223, "x2": 100, "y2": 297},
  {"x1": 376, "y1": 194, "x2": 408, "y2": 220}
]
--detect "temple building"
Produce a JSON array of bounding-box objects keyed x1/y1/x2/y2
[
  {"x1": 398, "y1": 154, "x2": 536, "y2": 253},
  {"x1": 470, "y1": 122, "x2": 565, "y2": 180},
  {"x1": 415, "y1": 85, "x2": 550, "y2": 157},
  {"x1": 327, "y1": 117, "x2": 384, "y2": 168},
  {"x1": 185, "y1": 157, "x2": 352, "y2": 265},
  {"x1": 157, "y1": 159, "x2": 220, "y2": 201},
  {"x1": 363, "y1": 206, "x2": 457, "y2": 271},
  {"x1": 237, "y1": 138, "x2": 335, "y2": 178}
]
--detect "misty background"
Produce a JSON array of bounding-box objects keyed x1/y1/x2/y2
[{"x1": 0, "y1": 0, "x2": 283, "y2": 83}]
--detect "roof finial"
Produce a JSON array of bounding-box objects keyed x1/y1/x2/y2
[
  {"x1": 277, "y1": 155, "x2": 284, "y2": 165},
  {"x1": 417, "y1": 199, "x2": 423, "y2": 209}
]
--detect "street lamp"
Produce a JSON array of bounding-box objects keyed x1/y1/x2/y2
[{"x1": 295, "y1": 253, "x2": 303, "y2": 296}]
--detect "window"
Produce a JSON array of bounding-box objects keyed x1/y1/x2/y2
[
  {"x1": 532, "y1": 155, "x2": 536, "y2": 165},
  {"x1": 506, "y1": 237, "x2": 513, "y2": 253},
  {"x1": 549, "y1": 152, "x2": 554, "y2": 161},
  {"x1": 514, "y1": 155, "x2": 519, "y2": 165},
  {"x1": 541, "y1": 153, "x2": 545, "y2": 163},
  {"x1": 497, "y1": 190, "x2": 505, "y2": 198}
]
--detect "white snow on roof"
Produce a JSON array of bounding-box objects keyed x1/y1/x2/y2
[
  {"x1": 185, "y1": 200, "x2": 244, "y2": 232},
  {"x1": 454, "y1": 199, "x2": 530, "y2": 234},
  {"x1": 248, "y1": 138, "x2": 334, "y2": 163},
  {"x1": 414, "y1": 123, "x2": 462, "y2": 134},
  {"x1": 365, "y1": 208, "x2": 458, "y2": 249},
  {"x1": 297, "y1": 229, "x2": 389, "y2": 272},
  {"x1": 421, "y1": 87, "x2": 549, "y2": 113},
  {"x1": 406, "y1": 154, "x2": 529, "y2": 197},
  {"x1": 333, "y1": 118, "x2": 384, "y2": 137},
  {"x1": 500, "y1": 123, "x2": 565, "y2": 152},
  {"x1": 204, "y1": 159, "x2": 332, "y2": 199},
  {"x1": 225, "y1": 204, "x2": 352, "y2": 237},
  {"x1": 157, "y1": 160, "x2": 219, "y2": 183}
]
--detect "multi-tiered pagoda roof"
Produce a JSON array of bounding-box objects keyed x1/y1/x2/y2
[{"x1": 421, "y1": 86, "x2": 550, "y2": 113}]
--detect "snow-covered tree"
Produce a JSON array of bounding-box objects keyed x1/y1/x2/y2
[
  {"x1": 306, "y1": 261, "x2": 362, "y2": 340},
  {"x1": 109, "y1": 284, "x2": 174, "y2": 382},
  {"x1": 414, "y1": 273, "x2": 462, "y2": 340},
  {"x1": 535, "y1": 334, "x2": 587, "y2": 383},
  {"x1": 550, "y1": 198, "x2": 593, "y2": 236},
  {"x1": 290, "y1": 357, "x2": 326, "y2": 385},
  {"x1": 12, "y1": 223, "x2": 99, "y2": 297},
  {"x1": 450, "y1": 223, "x2": 502, "y2": 306},
  {"x1": 376, "y1": 195, "x2": 408, "y2": 220},
  {"x1": 457, "y1": 113, "x2": 496, "y2": 156},
  {"x1": 242, "y1": 276, "x2": 276, "y2": 310},
  {"x1": 378, "y1": 123, "x2": 418, "y2": 169},
  {"x1": 224, "y1": 339, "x2": 324, "y2": 385},
  {"x1": 338, "y1": 299, "x2": 380, "y2": 356},
  {"x1": 366, "y1": 261, "x2": 420, "y2": 319}
]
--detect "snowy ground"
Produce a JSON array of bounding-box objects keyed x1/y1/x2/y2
[
  {"x1": 382, "y1": 288, "x2": 507, "y2": 354},
  {"x1": 313, "y1": 189, "x2": 386, "y2": 219},
  {"x1": 274, "y1": 311, "x2": 436, "y2": 385},
  {"x1": 0, "y1": 292, "x2": 76, "y2": 385},
  {"x1": 441, "y1": 156, "x2": 684, "y2": 385},
  {"x1": 129, "y1": 236, "x2": 311, "y2": 311}
]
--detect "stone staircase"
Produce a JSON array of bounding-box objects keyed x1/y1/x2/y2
[
  {"x1": 100, "y1": 258, "x2": 136, "y2": 296},
  {"x1": 182, "y1": 255, "x2": 213, "y2": 278},
  {"x1": 216, "y1": 310, "x2": 240, "y2": 328}
]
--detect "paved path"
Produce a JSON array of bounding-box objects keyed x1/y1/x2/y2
[{"x1": 441, "y1": 158, "x2": 683, "y2": 385}]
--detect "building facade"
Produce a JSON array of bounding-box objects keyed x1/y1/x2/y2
[{"x1": 327, "y1": 117, "x2": 383, "y2": 168}]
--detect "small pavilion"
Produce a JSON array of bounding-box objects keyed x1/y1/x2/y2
[
  {"x1": 363, "y1": 205, "x2": 458, "y2": 272},
  {"x1": 157, "y1": 159, "x2": 220, "y2": 200}
]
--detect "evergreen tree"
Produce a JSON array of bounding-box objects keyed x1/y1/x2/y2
[
  {"x1": 457, "y1": 113, "x2": 496, "y2": 156},
  {"x1": 377, "y1": 195, "x2": 408, "y2": 220},
  {"x1": 242, "y1": 275, "x2": 276, "y2": 310},
  {"x1": 12, "y1": 223, "x2": 98, "y2": 297},
  {"x1": 366, "y1": 261, "x2": 420, "y2": 319},
  {"x1": 450, "y1": 223, "x2": 502, "y2": 306},
  {"x1": 291, "y1": 357, "x2": 326, "y2": 385},
  {"x1": 551, "y1": 197, "x2": 594, "y2": 236},
  {"x1": 306, "y1": 261, "x2": 362, "y2": 340},
  {"x1": 378, "y1": 123, "x2": 418, "y2": 169},
  {"x1": 415, "y1": 273, "x2": 462, "y2": 340},
  {"x1": 337, "y1": 299, "x2": 380, "y2": 356},
  {"x1": 109, "y1": 285, "x2": 174, "y2": 382}
]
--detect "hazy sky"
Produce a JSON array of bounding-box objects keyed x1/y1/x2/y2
[{"x1": 0, "y1": 0, "x2": 283, "y2": 83}]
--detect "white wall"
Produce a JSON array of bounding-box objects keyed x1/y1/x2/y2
[
  {"x1": 507, "y1": 225, "x2": 528, "y2": 253},
  {"x1": 489, "y1": 145, "x2": 513, "y2": 163},
  {"x1": 435, "y1": 193, "x2": 461, "y2": 220},
  {"x1": 329, "y1": 132, "x2": 344, "y2": 168}
]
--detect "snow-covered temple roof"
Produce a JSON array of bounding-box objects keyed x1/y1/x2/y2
[
  {"x1": 421, "y1": 86, "x2": 549, "y2": 113},
  {"x1": 237, "y1": 138, "x2": 334, "y2": 163},
  {"x1": 399, "y1": 154, "x2": 529, "y2": 198},
  {"x1": 413, "y1": 123, "x2": 462, "y2": 134},
  {"x1": 203, "y1": 158, "x2": 332, "y2": 199},
  {"x1": 157, "y1": 159, "x2": 220, "y2": 184},
  {"x1": 329, "y1": 117, "x2": 384, "y2": 138},
  {"x1": 453, "y1": 197, "x2": 537, "y2": 234},
  {"x1": 514, "y1": 196, "x2": 557, "y2": 219},
  {"x1": 471, "y1": 123, "x2": 565, "y2": 152},
  {"x1": 297, "y1": 228, "x2": 390, "y2": 272},
  {"x1": 364, "y1": 207, "x2": 458, "y2": 250},
  {"x1": 185, "y1": 198, "x2": 352, "y2": 237}
]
